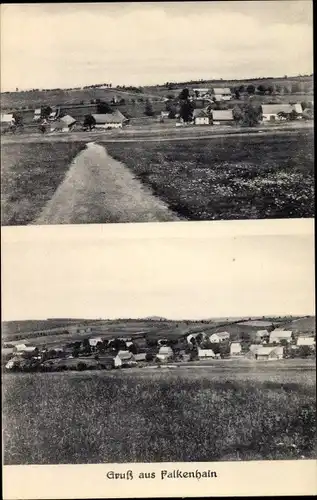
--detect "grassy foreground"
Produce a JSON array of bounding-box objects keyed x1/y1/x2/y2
[
  {"x1": 1, "y1": 142, "x2": 85, "y2": 225},
  {"x1": 106, "y1": 130, "x2": 314, "y2": 220},
  {"x1": 3, "y1": 367, "x2": 316, "y2": 464}
]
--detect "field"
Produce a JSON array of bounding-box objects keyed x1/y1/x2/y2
[
  {"x1": 1, "y1": 130, "x2": 314, "y2": 225},
  {"x1": 3, "y1": 360, "x2": 316, "y2": 465},
  {"x1": 1, "y1": 142, "x2": 85, "y2": 225},
  {"x1": 106, "y1": 130, "x2": 314, "y2": 220}
]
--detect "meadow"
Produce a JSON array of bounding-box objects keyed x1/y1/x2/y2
[
  {"x1": 106, "y1": 130, "x2": 314, "y2": 221},
  {"x1": 3, "y1": 362, "x2": 316, "y2": 465},
  {"x1": 1, "y1": 142, "x2": 85, "y2": 225}
]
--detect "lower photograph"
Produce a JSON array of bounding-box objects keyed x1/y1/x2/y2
[{"x1": 1, "y1": 219, "x2": 316, "y2": 498}]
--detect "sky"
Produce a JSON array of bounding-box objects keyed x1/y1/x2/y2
[
  {"x1": 1, "y1": 220, "x2": 314, "y2": 321},
  {"x1": 1, "y1": 1, "x2": 313, "y2": 91}
]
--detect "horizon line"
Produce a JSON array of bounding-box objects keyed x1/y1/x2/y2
[{"x1": 1, "y1": 72, "x2": 314, "y2": 94}]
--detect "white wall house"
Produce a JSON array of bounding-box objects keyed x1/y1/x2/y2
[
  {"x1": 230, "y1": 342, "x2": 242, "y2": 355},
  {"x1": 198, "y1": 348, "x2": 215, "y2": 358},
  {"x1": 261, "y1": 103, "x2": 303, "y2": 122},
  {"x1": 212, "y1": 88, "x2": 232, "y2": 101},
  {"x1": 297, "y1": 336, "x2": 315, "y2": 347},
  {"x1": 269, "y1": 330, "x2": 292, "y2": 344},
  {"x1": 92, "y1": 110, "x2": 127, "y2": 129}
]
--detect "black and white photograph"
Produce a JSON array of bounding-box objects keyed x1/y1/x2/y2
[
  {"x1": 0, "y1": 1, "x2": 314, "y2": 226},
  {"x1": 2, "y1": 221, "x2": 315, "y2": 466}
]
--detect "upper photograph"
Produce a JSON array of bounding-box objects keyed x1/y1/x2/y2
[{"x1": 1, "y1": 1, "x2": 314, "y2": 226}]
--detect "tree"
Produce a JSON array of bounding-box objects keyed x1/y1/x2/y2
[
  {"x1": 232, "y1": 105, "x2": 243, "y2": 123},
  {"x1": 83, "y1": 114, "x2": 96, "y2": 130},
  {"x1": 40, "y1": 105, "x2": 52, "y2": 119},
  {"x1": 96, "y1": 101, "x2": 112, "y2": 114},
  {"x1": 179, "y1": 100, "x2": 194, "y2": 123},
  {"x1": 144, "y1": 99, "x2": 155, "y2": 116},
  {"x1": 298, "y1": 345, "x2": 313, "y2": 358},
  {"x1": 246, "y1": 84, "x2": 255, "y2": 95},
  {"x1": 168, "y1": 107, "x2": 176, "y2": 119},
  {"x1": 242, "y1": 103, "x2": 260, "y2": 126},
  {"x1": 179, "y1": 88, "x2": 190, "y2": 100},
  {"x1": 288, "y1": 109, "x2": 299, "y2": 121},
  {"x1": 234, "y1": 88, "x2": 241, "y2": 100},
  {"x1": 257, "y1": 84, "x2": 267, "y2": 95}
]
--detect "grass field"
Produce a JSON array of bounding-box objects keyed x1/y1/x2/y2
[
  {"x1": 3, "y1": 361, "x2": 316, "y2": 465},
  {"x1": 1, "y1": 142, "x2": 85, "y2": 225},
  {"x1": 106, "y1": 130, "x2": 314, "y2": 220}
]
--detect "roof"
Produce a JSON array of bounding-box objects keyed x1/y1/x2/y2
[
  {"x1": 60, "y1": 115, "x2": 76, "y2": 126},
  {"x1": 256, "y1": 329, "x2": 269, "y2": 336},
  {"x1": 213, "y1": 88, "x2": 231, "y2": 94},
  {"x1": 92, "y1": 110, "x2": 127, "y2": 124},
  {"x1": 261, "y1": 104, "x2": 293, "y2": 114},
  {"x1": 256, "y1": 346, "x2": 275, "y2": 356},
  {"x1": 270, "y1": 330, "x2": 292, "y2": 339},
  {"x1": 193, "y1": 108, "x2": 209, "y2": 118},
  {"x1": 210, "y1": 331, "x2": 230, "y2": 339},
  {"x1": 297, "y1": 337, "x2": 315, "y2": 346},
  {"x1": 212, "y1": 110, "x2": 234, "y2": 120},
  {"x1": 158, "y1": 346, "x2": 173, "y2": 355},
  {"x1": 1, "y1": 113, "x2": 14, "y2": 123},
  {"x1": 198, "y1": 348, "x2": 215, "y2": 356},
  {"x1": 117, "y1": 350, "x2": 134, "y2": 361}
]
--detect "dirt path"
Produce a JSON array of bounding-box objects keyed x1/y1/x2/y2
[{"x1": 33, "y1": 142, "x2": 180, "y2": 225}]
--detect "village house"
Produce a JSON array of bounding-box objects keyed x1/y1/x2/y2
[
  {"x1": 212, "y1": 87, "x2": 232, "y2": 101},
  {"x1": 230, "y1": 342, "x2": 242, "y2": 356},
  {"x1": 91, "y1": 110, "x2": 127, "y2": 129},
  {"x1": 296, "y1": 336, "x2": 315, "y2": 347},
  {"x1": 160, "y1": 111, "x2": 170, "y2": 120},
  {"x1": 33, "y1": 109, "x2": 41, "y2": 121},
  {"x1": 269, "y1": 330, "x2": 293, "y2": 344},
  {"x1": 1, "y1": 113, "x2": 14, "y2": 126},
  {"x1": 114, "y1": 350, "x2": 137, "y2": 368},
  {"x1": 48, "y1": 108, "x2": 60, "y2": 121},
  {"x1": 193, "y1": 88, "x2": 211, "y2": 98},
  {"x1": 88, "y1": 337, "x2": 103, "y2": 349},
  {"x1": 255, "y1": 329, "x2": 270, "y2": 342},
  {"x1": 50, "y1": 115, "x2": 76, "y2": 132},
  {"x1": 156, "y1": 346, "x2": 174, "y2": 362},
  {"x1": 134, "y1": 352, "x2": 148, "y2": 362},
  {"x1": 211, "y1": 109, "x2": 234, "y2": 124},
  {"x1": 198, "y1": 348, "x2": 216, "y2": 358},
  {"x1": 261, "y1": 103, "x2": 302, "y2": 122},
  {"x1": 193, "y1": 108, "x2": 210, "y2": 125},
  {"x1": 209, "y1": 332, "x2": 230, "y2": 343},
  {"x1": 248, "y1": 345, "x2": 284, "y2": 360}
]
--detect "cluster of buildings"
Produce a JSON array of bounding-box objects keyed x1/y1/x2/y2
[
  {"x1": 31, "y1": 107, "x2": 128, "y2": 133},
  {"x1": 3, "y1": 322, "x2": 315, "y2": 372}
]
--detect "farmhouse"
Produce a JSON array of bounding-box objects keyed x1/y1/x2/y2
[
  {"x1": 198, "y1": 348, "x2": 215, "y2": 358},
  {"x1": 212, "y1": 87, "x2": 232, "y2": 101},
  {"x1": 91, "y1": 110, "x2": 127, "y2": 129},
  {"x1": 209, "y1": 332, "x2": 230, "y2": 343},
  {"x1": 193, "y1": 88, "x2": 211, "y2": 98},
  {"x1": 134, "y1": 352, "x2": 149, "y2": 362},
  {"x1": 193, "y1": 109, "x2": 210, "y2": 125},
  {"x1": 156, "y1": 346, "x2": 174, "y2": 362},
  {"x1": 230, "y1": 342, "x2": 242, "y2": 356},
  {"x1": 50, "y1": 115, "x2": 76, "y2": 132},
  {"x1": 269, "y1": 330, "x2": 292, "y2": 344},
  {"x1": 49, "y1": 108, "x2": 60, "y2": 121},
  {"x1": 115, "y1": 350, "x2": 136, "y2": 368},
  {"x1": 249, "y1": 345, "x2": 284, "y2": 360},
  {"x1": 33, "y1": 109, "x2": 41, "y2": 121},
  {"x1": 297, "y1": 336, "x2": 315, "y2": 347},
  {"x1": 261, "y1": 104, "x2": 302, "y2": 122},
  {"x1": 255, "y1": 329, "x2": 270, "y2": 341},
  {"x1": 88, "y1": 337, "x2": 103, "y2": 348},
  {"x1": 211, "y1": 109, "x2": 234, "y2": 124},
  {"x1": 1, "y1": 113, "x2": 14, "y2": 125}
]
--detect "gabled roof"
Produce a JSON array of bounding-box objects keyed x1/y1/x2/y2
[
  {"x1": 117, "y1": 350, "x2": 134, "y2": 361},
  {"x1": 92, "y1": 110, "x2": 127, "y2": 124},
  {"x1": 270, "y1": 330, "x2": 292, "y2": 339},
  {"x1": 60, "y1": 115, "x2": 76, "y2": 126},
  {"x1": 261, "y1": 104, "x2": 293, "y2": 114},
  {"x1": 193, "y1": 108, "x2": 209, "y2": 118},
  {"x1": 212, "y1": 110, "x2": 234, "y2": 120},
  {"x1": 213, "y1": 88, "x2": 231, "y2": 94},
  {"x1": 1, "y1": 113, "x2": 14, "y2": 123}
]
